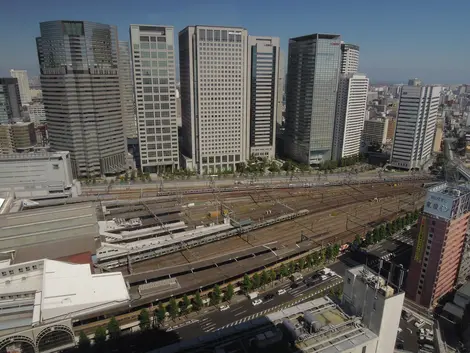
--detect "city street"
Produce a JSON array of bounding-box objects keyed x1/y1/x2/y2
[{"x1": 166, "y1": 274, "x2": 342, "y2": 341}]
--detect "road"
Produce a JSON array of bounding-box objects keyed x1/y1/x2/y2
[{"x1": 167, "y1": 274, "x2": 342, "y2": 340}]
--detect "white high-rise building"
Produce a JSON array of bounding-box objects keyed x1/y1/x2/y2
[
  {"x1": 390, "y1": 85, "x2": 441, "y2": 170},
  {"x1": 130, "y1": 25, "x2": 179, "y2": 173},
  {"x1": 333, "y1": 73, "x2": 369, "y2": 160},
  {"x1": 340, "y1": 43, "x2": 359, "y2": 75},
  {"x1": 28, "y1": 100, "x2": 46, "y2": 125},
  {"x1": 118, "y1": 41, "x2": 137, "y2": 140},
  {"x1": 342, "y1": 265, "x2": 405, "y2": 353},
  {"x1": 179, "y1": 26, "x2": 249, "y2": 174},
  {"x1": 247, "y1": 36, "x2": 280, "y2": 159},
  {"x1": 10, "y1": 69, "x2": 32, "y2": 105}
]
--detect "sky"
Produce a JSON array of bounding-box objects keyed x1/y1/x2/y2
[{"x1": 0, "y1": 0, "x2": 469, "y2": 84}]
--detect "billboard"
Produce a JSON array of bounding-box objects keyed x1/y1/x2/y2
[
  {"x1": 424, "y1": 192, "x2": 454, "y2": 220},
  {"x1": 414, "y1": 216, "x2": 428, "y2": 263}
]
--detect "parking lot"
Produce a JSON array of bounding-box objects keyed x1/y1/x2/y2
[{"x1": 397, "y1": 312, "x2": 434, "y2": 352}]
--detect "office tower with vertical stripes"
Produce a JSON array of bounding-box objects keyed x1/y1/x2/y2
[
  {"x1": 129, "y1": 25, "x2": 180, "y2": 173},
  {"x1": 36, "y1": 20, "x2": 127, "y2": 177}
]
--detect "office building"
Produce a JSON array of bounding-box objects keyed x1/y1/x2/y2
[
  {"x1": 36, "y1": 20, "x2": 127, "y2": 177},
  {"x1": 118, "y1": 41, "x2": 137, "y2": 139},
  {"x1": 406, "y1": 183, "x2": 470, "y2": 307},
  {"x1": 390, "y1": 85, "x2": 441, "y2": 170},
  {"x1": 27, "y1": 98, "x2": 46, "y2": 125},
  {"x1": 408, "y1": 78, "x2": 422, "y2": 87},
  {"x1": 0, "y1": 259, "x2": 129, "y2": 353},
  {"x1": 0, "y1": 123, "x2": 36, "y2": 154},
  {"x1": 343, "y1": 265, "x2": 405, "y2": 353},
  {"x1": 340, "y1": 43, "x2": 359, "y2": 74},
  {"x1": 247, "y1": 36, "x2": 280, "y2": 159},
  {"x1": 179, "y1": 26, "x2": 249, "y2": 173},
  {"x1": 0, "y1": 78, "x2": 22, "y2": 124},
  {"x1": 0, "y1": 151, "x2": 81, "y2": 198},
  {"x1": 130, "y1": 25, "x2": 179, "y2": 173},
  {"x1": 10, "y1": 69, "x2": 32, "y2": 105},
  {"x1": 333, "y1": 73, "x2": 368, "y2": 160},
  {"x1": 284, "y1": 34, "x2": 341, "y2": 165},
  {"x1": 362, "y1": 118, "x2": 389, "y2": 146}
]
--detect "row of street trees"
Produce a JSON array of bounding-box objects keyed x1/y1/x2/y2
[{"x1": 352, "y1": 209, "x2": 421, "y2": 249}]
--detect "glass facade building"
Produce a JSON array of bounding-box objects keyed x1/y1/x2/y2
[
  {"x1": 285, "y1": 34, "x2": 341, "y2": 165},
  {"x1": 36, "y1": 20, "x2": 127, "y2": 177}
]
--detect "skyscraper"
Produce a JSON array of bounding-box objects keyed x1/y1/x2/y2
[
  {"x1": 406, "y1": 183, "x2": 470, "y2": 307},
  {"x1": 179, "y1": 26, "x2": 249, "y2": 174},
  {"x1": 0, "y1": 78, "x2": 22, "y2": 124},
  {"x1": 340, "y1": 43, "x2": 359, "y2": 75},
  {"x1": 390, "y1": 85, "x2": 441, "y2": 170},
  {"x1": 284, "y1": 34, "x2": 341, "y2": 165},
  {"x1": 332, "y1": 73, "x2": 369, "y2": 160},
  {"x1": 36, "y1": 20, "x2": 127, "y2": 177},
  {"x1": 247, "y1": 36, "x2": 280, "y2": 159},
  {"x1": 118, "y1": 41, "x2": 137, "y2": 140},
  {"x1": 10, "y1": 70, "x2": 32, "y2": 106},
  {"x1": 129, "y1": 25, "x2": 179, "y2": 173}
]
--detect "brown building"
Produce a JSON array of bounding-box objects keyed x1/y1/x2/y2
[
  {"x1": 406, "y1": 183, "x2": 470, "y2": 307},
  {"x1": 0, "y1": 122, "x2": 37, "y2": 153},
  {"x1": 386, "y1": 117, "x2": 396, "y2": 141}
]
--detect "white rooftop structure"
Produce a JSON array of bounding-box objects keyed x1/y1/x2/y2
[{"x1": 0, "y1": 259, "x2": 129, "y2": 327}]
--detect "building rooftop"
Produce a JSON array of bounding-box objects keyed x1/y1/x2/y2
[
  {"x1": 0, "y1": 151, "x2": 70, "y2": 161},
  {"x1": 0, "y1": 203, "x2": 98, "y2": 262},
  {"x1": 290, "y1": 33, "x2": 341, "y2": 42},
  {"x1": 0, "y1": 259, "x2": 129, "y2": 331},
  {"x1": 154, "y1": 297, "x2": 377, "y2": 353}
]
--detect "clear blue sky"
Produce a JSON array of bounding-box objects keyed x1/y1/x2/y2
[{"x1": 0, "y1": 0, "x2": 469, "y2": 84}]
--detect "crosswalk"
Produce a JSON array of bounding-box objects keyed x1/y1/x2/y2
[
  {"x1": 199, "y1": 317, "x2": 217, "y2": 332},
  {"x1": 215, "y1": 279, "x2": 342, "y2": 331}
]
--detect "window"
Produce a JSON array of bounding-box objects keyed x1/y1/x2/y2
[
  {"x1": 52, "y1": 164, "x2": 59, "y2": 169},
  {"x1": 19, "y1": 268, "x2": 24, "y2": 273},
  {"x1": 9, "y1": 270, "x2": 13, "y2": 275},
  {"x1": 362, "y1": 347, "x2": 367, "y2": 353},
  {"x1": 1, "y1": 272, "x2": 6, "y2": 276}
]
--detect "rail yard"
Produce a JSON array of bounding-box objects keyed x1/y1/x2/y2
[
  {"x1": 67, "y1": 177, "x2": 428, "y2": 335},
  {"x1": 91, "y1": 179, "x2": 426, "y2": 297}
]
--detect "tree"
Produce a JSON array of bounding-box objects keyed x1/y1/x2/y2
[
  {"x1": 298, "y1": 258, "x2": 306, "y2": 271},
  {"x1": 130, "y1": 169, "x2": 136, "y2": 181},
  {"x1": 325, "y1": 245, "x2": 333, "y2": 261},
  {"x1": 279, "y1": 264, "x2": 289, "y2": 279},
  {"x1": 182, "y1": 294, "x2": 191, "y2": 314},
  {"x1": 78, "y1": 331, "x2": 90, "y2": 351},
  {"x1": 210, "y1": 285, "x2": 222, "y2": 305},
  {"x1": 319, "y1": 249, "x2": 326, "y2": 264},
  {"x1": 138, "y1": 308, "x2": 151, "y2": 331},
  {"x1": 354, "y1": 235, "x2": 362, "y2": 247},
  {"x1": 252, "y1": 273, "x2": 261, "y2": 289},
  {"x1": 168, "y1": 297, "x2": 179, "y2": 319},
  {"x1": 144, "y1": 171, "x2": 151, "y2": 182},
  {"x1": 365, "y1": 232, "x2": 373, "y2": 246},
  {"x1": 242, "y1": 274, "x2": 252, "y2": 293},
  {"x1": 94, "y1": 326, "x2": 107, "y2": 345},
  {"x1": 287, "y1": 261, "x2": 295, "y2": 274},
  {"x1": 260, "y1": 271, "x2": 269, "y2": 287},
  {"x1": 224, "y1": 283, "x2": 234, "y2": 302},
  {"x1": 124, "y1": 171, "x2": 129, "y2": 182},
  {"x1": 332, "y1": 243, "x2": 340, "y2": 258},
  {"x1": 156, "y1": 303, "x2": 166, "y2": 324},
  {"x1": 193, "y1": 292, "x2": 203, "y2": 311},
  {"x1": 107, "y1": 317, "x2": 121, "y2": 339},
  {"x1": 269, "y1": 269, "x2": 277, "y2": 283}
]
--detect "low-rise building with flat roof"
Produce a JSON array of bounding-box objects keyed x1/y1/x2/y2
[
  {"x1": 0, "y1": 258, "x2": 129, "y2": 353},
  {"x1": 0, "y1": 151, "x2": 81, "y2": 199},
  {"x1": 0, "y1": 203, "x2": 98, "y2": 265}
]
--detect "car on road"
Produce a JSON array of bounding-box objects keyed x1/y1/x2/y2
[
  {"x1": 290, "y1": 283, "x2": 299, "y2": 289},
  {"x1": 277, "y1": 289, "x2": 287, "y2": 295},
  {"x1": 263, "y1": 294, "x2": 274, "y2": 301},
  {"x1": 219, "y1": 304, "x2": 230, "y2": 311},
  {"x1": 414, "y1": 320, "x2": 425, "y2": 328},
  {"x1": 397, "y1": 327, "x2": 403, "y2": 333},
  {"x1": 252, "y1": 299, "x2": 263, "y2": 306}
]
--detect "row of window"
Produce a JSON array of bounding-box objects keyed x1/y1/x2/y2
[
  {"x1": 201, "y1": 155, "x2": 241, "y2": 163},
  {"x1": 1, "y1": 264, "x2": 38, "y2": 276}
]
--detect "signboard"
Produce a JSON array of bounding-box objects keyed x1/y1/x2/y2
[
  {"x1": 423, "y1": 192, "x2": 454, "y2": 220},
  {"x1": 414, "y1": 216, "x2": 428, "y2": 263}
]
